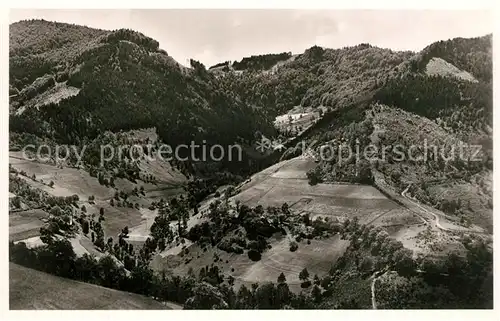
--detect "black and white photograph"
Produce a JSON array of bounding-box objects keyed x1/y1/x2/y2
[{"x1": 5, "y1": 6, "x2": 495, "y2": 312}]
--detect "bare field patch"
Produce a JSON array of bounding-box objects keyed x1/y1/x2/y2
[
  {"x1": 10, "y1": 155, "x2": 115, "y2": 200},
  {"x1": 9, "y1": 209, "x2": 49, "y2": 242},
  {"x1": 143, "y1": 185, "x2": 186, "y2": 202},
  {"x1": 233, "y1": 157, "x2": 399, "y2": 224},
  {"x1": 138, "y1": 158, "x2": 186, "y2": 186},
  {"x1": 69, "y1": 235, "x2": 91, "y2": 257},
  {"x1": 124, "y1": 127, "x2": 158, "y2": 143},
  {"x1": 13, "y1": 236, "x2": 45, "y2": 249},
  {"x1": 385, "y1": 223, "x2": 466, "y2": 257},
  {"x1": 91, "y1": 201, "x2": 143, "y2": 238},
  {"x1": 385, "y1": 224, "x2": 429, "y2": 255},
  {"x1": 78, "y1": 235, "x2": 104, "y2": 258},
  {"x1": 425, "y1": 57, "x2": 478, "y2": 83},
  {"x1": 126, "y1": 208, "x2": 158, "y2": 242}
]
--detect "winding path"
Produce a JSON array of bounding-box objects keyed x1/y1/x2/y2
[
  {"x1": 370, "y1": 270, "x2": 387, "y2": 309},
  {"x1": 401, "y1": 184, "x2": 448, "y2": 231},
  {"x1": 399, "y1": 184, "x2": 486, "y2": 234},
  {"x1": 370, "y1": 278, "x2": 377, "y2": 309}
]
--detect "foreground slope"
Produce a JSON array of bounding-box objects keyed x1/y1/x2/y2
[{"x1": 10, "y1": 262, "x2": 175, "y2": 310}]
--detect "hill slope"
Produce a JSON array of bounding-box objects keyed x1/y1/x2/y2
[
  {"x1": 215, "y1": 44, "x2": 413, "y2": 117},
  {"x1": 10, "y1": 262, "x2": 175, "y2": 309},
  {"x1": 9, "y1": 20, "x2": 274, "y2": 159}
]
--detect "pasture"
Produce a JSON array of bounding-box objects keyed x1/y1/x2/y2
[
  {"x1": 10, "y1": 152, "x2": 115, "y2": 200},
  {"x1": 233, "y1": 156, "x2": 399, "y2": 224},
  {"x1": 9, "y1": 151, "x2": 186, "y2": 250},
  {"x1": 152, "y1": 232, "x2": 349, "y2": 293},
  {"x1": 9, "y1": 263, "x2": 172, "y2": 310},
  {"x1": 9, "y1": 151, "x2": 185, "y2": 201},
  {"x1": 9, "y1": 209, "x2": 49, "y2": 242},
  {"x1": 149, "y1": 156, "x2": 439, "y2": 291}
]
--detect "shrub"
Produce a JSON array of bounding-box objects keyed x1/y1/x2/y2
[
  {"x1": 247, "y1": 240, "x2": 260, "y2": 251},
  {"x1": 248, "y1": 249, "x2": 262, "y2": 261},
  {"x1": 232, "y1": 245, "x2": 244, "y2": 254},
  {"x1": 230, "y1": 235, "x2": 247, "y2": 248},
  {"x1": 300, "y1": 280, "x2": 312, "y2": 288}
]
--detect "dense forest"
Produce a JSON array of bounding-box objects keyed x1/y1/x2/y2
[
  {"x1": 10, "y1": 30, "x2": 274, "y2": 147},
  {"x1": 10, "y1": 22, "x2": 278, "y2": 179},
  {"x1": 375, "y1": 74, "x2": 492, "y2": 135},
  {"x1": 232, "y1": 52, "x2": 292, "y2": 71},
  {"x1": 215, "y1": 44, "x2": 412, "y2": 118}
]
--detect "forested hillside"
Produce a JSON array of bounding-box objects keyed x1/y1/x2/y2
[
  {"x1": 10, "y1": 20, "x2": 275, "y2": 160},
  {"x1": 216, "y1": 44, "x2": 412, "y2": 117},
  {"x1": 294, "y1": 34, "x2": 493, "y2": 231}
]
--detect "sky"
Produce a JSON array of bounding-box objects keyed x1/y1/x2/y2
[{"x1": 9, "y1": 9, "x2": 493, "y2": 67}]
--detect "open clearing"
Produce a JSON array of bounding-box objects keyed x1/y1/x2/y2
[
  {"x1": 232, "y1": 234, "x2": 349, "y2": 289},
  {"x1": 85, "y1": 200, "x2": 144, "y2": 239},
  {"x1": 231, "y1": 156, "x2": 467, "y2": 257},
  {"x1": 10, "y1": 151, "x2": 186, "y2": 250},
  {"x1": 9, "y1": 151, "x2": 185, "y2": 201},
  {"x1": 10, "y1": 152, "x2": 116, "y2": 200},
  {"x1": 127, "y1": 208, "x2": 158, "y2": 242},
  {"x1": 149, "y1": 156, "x2": 453, "y2": 290},
  {"x1": 13, "y1": 236, "x2": 45, "y2": 248},
  {"x1": 9, "y1": 209, "x2": 49, "y2": 242},
  {"x1": 425, "y1": 57, "x2": 478, "y2": 83},
  {"x1": 152, "y1": 233, "x2": 349, "y2": 293},
  {"x1": 233, "y1": 156, "x2": 401, "y2": 224},
  {"x1": 9, "y1": 263, "x2": 171, "y2": 310},
  {"x1": 68, "y1": 234, "x2": 104, "y2": 258}
]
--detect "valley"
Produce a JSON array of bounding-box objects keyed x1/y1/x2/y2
[{"x1": 8, "y1": 17, "x2": 493, "y2": 310}]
